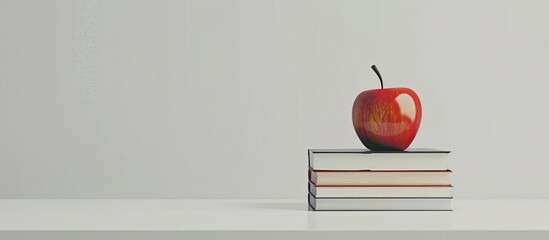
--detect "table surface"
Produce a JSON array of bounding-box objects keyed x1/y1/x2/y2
[{"x1": 1, "y1": 199, "x2": 548, "y2": 231}]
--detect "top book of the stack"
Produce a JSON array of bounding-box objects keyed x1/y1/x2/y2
[{"x1": 308, "y1": 148, "x2": 450, "y2": 171}]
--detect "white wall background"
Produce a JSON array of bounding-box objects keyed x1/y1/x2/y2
[{"x1": 1, "y1": 0, "x2": 549, "y2": 199}]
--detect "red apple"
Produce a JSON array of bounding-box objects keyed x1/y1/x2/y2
[{"x1": 352, "y1": 65, "x2": 422, "y2": 151}]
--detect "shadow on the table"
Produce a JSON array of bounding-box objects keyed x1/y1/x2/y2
[{"x1": 245, "y1": 202, "x2": 307, "y2": 211}]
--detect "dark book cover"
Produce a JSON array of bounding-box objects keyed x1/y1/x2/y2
[{"x1": 309, "y1": 148, "x2": 450, "y2": 154}]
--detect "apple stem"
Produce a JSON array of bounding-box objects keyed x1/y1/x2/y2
[{"x1": 371, "y1": 65, "x2": 384, "y2": 89}]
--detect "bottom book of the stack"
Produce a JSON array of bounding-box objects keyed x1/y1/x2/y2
[{"x1": 308, "y1": 194, "x2": 452, "y2": 211}]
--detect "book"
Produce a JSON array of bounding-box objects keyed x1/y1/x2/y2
[
  {"x1": 309, "y1": 169, "x2": 451, "y2": 185},
  {"x1": 308, "y1": 194, "x2": 452, "y2": 211},
  {"x1": 308, "y1": 148, "x2": 449, "y2": 170},
  {"x1": 309, "y1": 182, "x2": 453, "y2": 198}
]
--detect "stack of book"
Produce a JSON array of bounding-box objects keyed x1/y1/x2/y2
[{"x1": 308, "y1": 149, "x2": 452, "y2": 211}]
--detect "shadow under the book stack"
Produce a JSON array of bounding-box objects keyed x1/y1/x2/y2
[
  {"x1": 239, "y1": 201, "x2": 452, "y2": 230},
  {"x1": 305, "y1": 210, "x2": 452, "y2": 230}
]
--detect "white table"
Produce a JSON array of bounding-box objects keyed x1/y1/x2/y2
[{"x1": 1, "y1": 199, "x2": 548, "y2": 239}]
